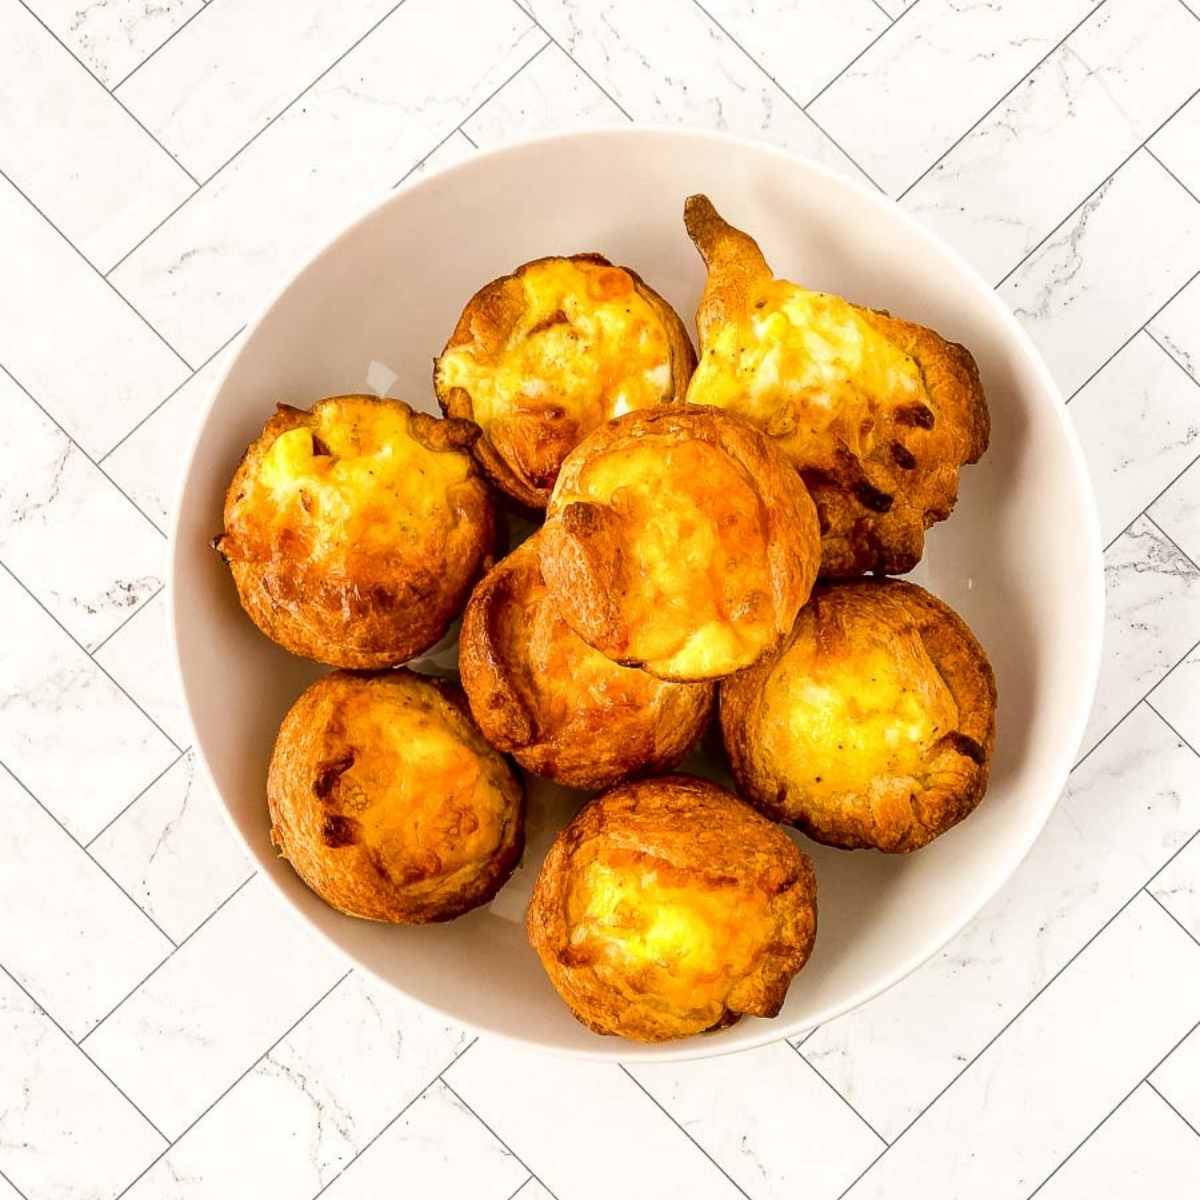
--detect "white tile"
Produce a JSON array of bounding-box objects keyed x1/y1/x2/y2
[
  {"x1": 0, "y1": 568, "x2": 177, "y2": 842},
  {"x1": 85, "y1": 875, "x2": 346, "y2": 1138},
  {"x1": 631, "y1": 1042, "x2": 882, "y2": 1198},
  {"x1": 28, "y1": 0, "x2": 203, "y2": 88},
  {"x1": 1150, "y1": 642, "x2": 1200, "y2": 750},
  {"x1": 111, "y1": 0, "x2": 546, "y2": 365},
  {"x1": 0, "y1": 971, "x2": 165, "y2": 1200},
  {"x1": 525, "y1": 0, "x2": 872, "y2": 185},
  {"x1": 0, "y1": 371, "x2": 164, "y2": 650},
  {"x1": 400, "y1": 131, "x2": 479, "y2": 185},
  {"x1": 1151, "y1": 457, "x2": 1200, "y2": 573},
  {"x1": 1002, "y1": 152, "x2": 1200, "y2": 399},
  {"x1": 513, "y1": 1182, "x2": 552, "y2": 1200},
  {"x1": 875, "y1": 0, "x2": 913, "y2": 14},
  {"x1": 117, "y1": 0, "x2": 401, "y2": 180},
  {"x1": 1069, "y1": 334, "x2": 1200, "y2": 545},
  {"x1": 697, "y1": 0, "x2": 887, "y2": 106},
  {"x1": 1149, "y1": 273, "x2": 1200, "y2": 385},
  {"x1": 841, "y1": 894, "x2": 1200, "y2": 1200},
  {"x1": 803, "y1": 704, "x2": 1200, "y2": 1139},
  {"x1": 1153, "y1": 1025, "x2": 1200, "y2": 1134},
  {"x1": 447, "y1": 1043, "x2": 744, "y2": 1200},
  {"x1": 103, "y1": 339, "x2": 239, "y2": 528},
  {"x1": 1038, "y1": 1085, "x2": 1200, "y2": 1199},
  {"x1": 123, "y1": 975, "x2": 471, "y2": 1199},
  {"x1": 810, "y1": 0, "x2": 1101, "y2": 196},
  {"x1": 0, "y1": 177, "x2": 189, "y2": 459},
  {"x1": 1082, "y1": 517, "x2": 1200, "y2": 755},
  {"x1": 322, "y1": 1081, "x2": 526, "y2": 1200},
  {"x1": 1150, "y1": 831, "x2": 1200, "y2": 944},
  {"x1": 0, "y1": 2, "x2": 193, "y2": 271},
  {"x1": 0, "y1": 768, "x2": 170, "y2": 1041},
  {"x1": 94, "y1": 591, "x2": 188, "y2": 747},
  {"x1": 1151, "y1": 90, "x2": 1200, "y2": 199},
  {"x1": 463, "y1": 44, "x2": 625, "y2": 147},
  {"x1": 0, "y1": 1173, "x2": 22, "y2": 1199},
  {"x1": 89, "y1": 750, "x2": 253, "y2": 944},
  {"x1": 903, "y1": 0, "x2": 1200, "y2": 280}
]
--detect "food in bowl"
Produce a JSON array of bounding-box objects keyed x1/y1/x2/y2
[
  {"x1": 434, "y1": 254, "x2": 696, "y2": 508},
  {"x1": 267, "y1": 669, "x2": 524, "y2": 922},
  {"x1": 526, "y1": 774, "x2": 817, "y2": 1041},
  {"x1": 214, "y1": 394, "x2": 493, "y2": 669},
  {"x1": 720, "y1": 579, "x2": 996, "y2": 852},
  {"x1": 683, "y1": 194, "x2": 989, "y2": 577},
  {"x1": 458, "y1": 531, "x2": 714, "y2": 790},
  {"x1": 537, "y1": 404, "x2": 821, "y2": 682}
]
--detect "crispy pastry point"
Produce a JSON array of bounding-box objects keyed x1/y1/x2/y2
[
  {"x1": 683, "y1": 194, "x2": 989, "y2": 577},
  {"x1": 458, "y1": 532, "x2": 714, "y2": 790},
  {"x1": 214, "y1": 394, "x2": 494, "y2": 669},
  {"x1": 526, "y1": 774, "x2": 817, "y2": 1042},
  {"x1": 435, "y1": 254, "x2": 696, "y2": 508},
  {"x1": 538, "y1": 404, "x2": 821, "y2": 682},
  {"x1": 721, "y1": 579, "x2": 997, "y2": 852},
  {"x1": 267, "y1": 669, "x2": 525, "y2": 923}
]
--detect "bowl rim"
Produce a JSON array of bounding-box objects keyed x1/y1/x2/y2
[{"x1": 168, "y1": 124, "x2": 1105, "y2": 1062}]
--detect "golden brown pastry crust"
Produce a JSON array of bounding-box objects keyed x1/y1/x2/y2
[
  {"x1": 684, "y1": 195, "x2": 989, "y2": 577},
  {"x1": 434, "y1": 254, "x2": 696, "y2": 509},
  {"x1": 538, "y1": 404, "x2": 821, "y2": 682},
  {"x1": 526, "y1": 775, "x2": 817, "y2": 1042},
  {"x1": 215, "y1": 395, "x2": 494, "y2": 669},
  {"x1": 721, "y1": 580, "x2": 996, "y2": 852},
  {"x1": 267, "y1": 669, "x2": 524, "y2": 922},
  {"x1": 459, "y1": 532, "x2": 714, "y2": 790}
]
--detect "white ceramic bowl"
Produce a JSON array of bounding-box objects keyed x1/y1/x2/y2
[{"x1": 172, "y1": 128, "x2": 1103, "y2": 1062}]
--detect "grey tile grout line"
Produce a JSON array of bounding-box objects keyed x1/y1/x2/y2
[
  {"x1": 0, "y1": 962, "x2": 171, "y2": 1146},
  {"x1": 110, "y1": 968, "x2": 354, "y2": 1200},
  {"x1": 1065, "y1": 269, "x2": 1200, "y2": 405},
  {"x1": 1102, "y1": 447, "x2": 1200, "y2": 556},
  {"x1": 830, "y1": 837, "x2": 1200, "y2": 1200},
  {"x1": 894, "y1": 1, "x2": 1110, "y2": 202},
  {"x1": 78, "y1": 872, "x2": 256, "y2": 1046},
  {"x1": 803, "y1": 0, "x2": 923, "y2": 112},
  {"x1": 1025, "y1": 1017, "x2": 1200, "y2": 1199},
  {"x1": 440, "y1": 1074, "x2": 564, "y2": 1200},
  {"x1": 0, "y1": 759, "x2": 179, "y2": 949},
  {"x1": 110, "y1": 0, "x2": 216, "y2": 93},
  {"x1": 993, "y1": 87, "x2": 1200, "y2": 291},
  {"x1": 503, "y1": 1175, "x2": 536, "y2": 1200},
  {"x1": 618, "y1": 1066, "x2": 754, "y2": 1200},
  {"x1": 1146, "y1": 1079, "x2": 1200, "y2": 1142},
  {"x1": 103, "y1": 0, "x2": 417, "y2": 279},
  {"x1": 84, "y1": 746, "x2": 190, "y2": 850},
  {"x1": 1, "y1": 362, "x2": 170, "y2": 540},
  {"x1": 307, "y1": 1036, "x2": 483, "y2": 1199},
  {"x1": 790, "y1": 1041, "x2": 889, "y2": 1147},
  {"x1": 1144, "y1": 512, "x2": 1200, "y2": 577},
  {"x1": 689, "y1": 0, "x2": 886, "y2": 194},
  {"x1": 0, "y1": 165, "x2": 192, "y2": 372},
  {"x1": 88, "y1": 584, "x2": 166, "y2": 658},
  {"x1": 504, "y1": 0, "x2": 634, "y2": 121},
  {"x1": 0, "y1": 1165, "x2": 30, "y2": 1200},
  {"x1": 1143, "y1": 887, "x2": 1200, "y2": 952},
  {"x1": 460, "y1": 128, "x2": 480, "y2": 149},
  {"x1": 99, "y1": 324, "x2": 247, "y2": 465},
  {"x1": 866, "y1": 0, "x2": 896, "y2": 23},
  {"x1": 1145, "y1": 327, "x2": 1200, "y2": 393},
  {"x1": 392, "y1": 38, "x2": 557, "y2": 188},
  {"x1": 1174, "y1": 0, "x2": 1200, "y2": 25},
  {"x1": 0, "y1": 558, "x2": 182, "y2": 752},
  {"x1": 1144, "y1": 699, "x2": 1200, "y2": 764},
  {"x1": 14, "y1": 0, "x2": 201, "y2": 186}
]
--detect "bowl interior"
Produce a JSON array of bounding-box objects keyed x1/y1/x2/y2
[{"x1": 172, "y1": 129, "x2": 1102, "y2": 1061}]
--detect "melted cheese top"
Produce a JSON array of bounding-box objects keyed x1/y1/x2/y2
[
  {"x1": 687, "y1": 281, "x2": 925, "y2": 470},
  {"x1": 437, "y1": 259, "x2": 673, "y2": 488},
  {"x1": 240, "y1": 398, "x2": 471, "y2": 561},
  {"x1": 569, "y1": 436, "x2": 775, "y2": 678}
]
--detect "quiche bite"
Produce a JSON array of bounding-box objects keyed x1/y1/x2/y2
[
  {"x1": 684, "y1": 195, "x2": 989, "y2": 577},
  {"x1": 214, "y1": 394, "x2": 493, "y2": 669},
  {"x1": 721, "y1": 579, "x2": 996, "y2": 852},
  {"x1": 526, "y1": 774, "x2": 817, "y2": 1042},
  {"x1": 435, "y1": 254, "x2": 695, "y2": 508}
]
